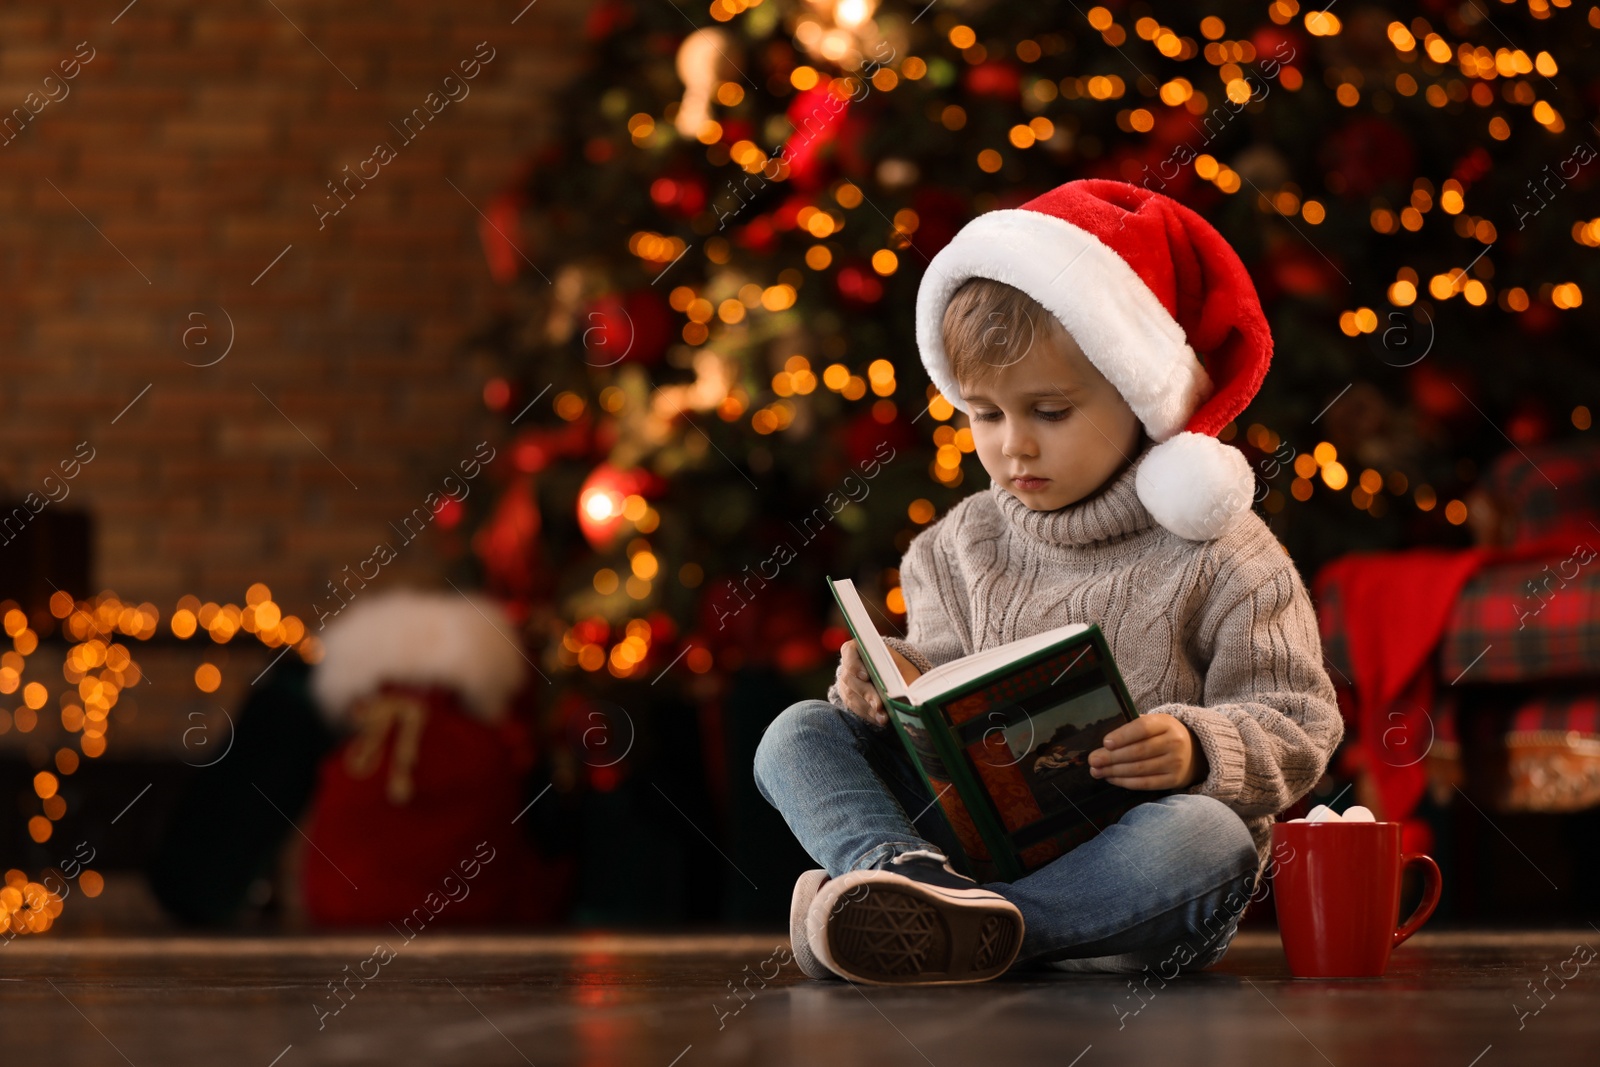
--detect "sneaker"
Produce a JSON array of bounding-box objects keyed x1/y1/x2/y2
[
  {"x1": 788, "y1": 869, "x2": 839, "y2": 980},
  {"x1": 805, "y1": 849, "x2": 1024, "y2": 985}
]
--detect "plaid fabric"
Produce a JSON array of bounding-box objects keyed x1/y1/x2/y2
[
  {"x1": 1508, "y1": 692, "x2": 1600, "y2": 735},
  {"x1": 1319, "y1": 560, "x2": 1600, "y2": 737},
  {"x1": 1440, "y1": 557, "x2": 1600, "y2": 682},
  {"x1": 1433, "y1": 688, "x2": 1600, "y2": 749},
  {"x1": 1318, "y1": 437, "x2": 1600, "y2": 743},
  {"x1": 1481, "y1": 440, "x2": 1600, "y2": 549}
]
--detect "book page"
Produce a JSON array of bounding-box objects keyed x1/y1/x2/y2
[
  {"x1": 905, "y1": 622, "x2": 1089, "y2": 704},
  {"x1": 826, "y1": 577, "x2": 910, "y2": 700}
]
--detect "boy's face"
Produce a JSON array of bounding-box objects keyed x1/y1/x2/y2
[{"x1": 958, "y1": 324, "x2": 1143, "y2": 511}]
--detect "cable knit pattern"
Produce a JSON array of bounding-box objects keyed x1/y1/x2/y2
[{"x1": 825, "y1": 441, "x2": 1344, "y2": 874}]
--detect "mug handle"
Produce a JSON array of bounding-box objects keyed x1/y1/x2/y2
[{"x1": 1393, "y1": 853, "x2": 1442, "y2": 948}]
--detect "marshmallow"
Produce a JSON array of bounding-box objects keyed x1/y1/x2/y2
[{"x1": 1287, "y1": 804, "x2": 1378, "y2": 823}]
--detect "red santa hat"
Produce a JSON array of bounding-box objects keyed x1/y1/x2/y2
[{"x1": 915, "y1": 179, "x2": 1272, "y2": 542}]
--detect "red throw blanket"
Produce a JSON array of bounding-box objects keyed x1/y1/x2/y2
[
  {"x1": 1314, "y1": 549, "x2": 1493, "y2": 828},
  {"x1": 1314, "y1": 533, "x2": 1592, "y2": 832}
]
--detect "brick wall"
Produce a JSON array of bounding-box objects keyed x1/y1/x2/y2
[{"x1": 0, "y1": 0, "x2": 587, "y2": 616}]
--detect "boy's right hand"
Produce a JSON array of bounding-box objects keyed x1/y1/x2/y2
[
  {"x1": 836, "y1": 640, "x2": 887, "y2": 725},
  {"x1": 836, "y1": 640, "x2": 921, "y2": 727}
]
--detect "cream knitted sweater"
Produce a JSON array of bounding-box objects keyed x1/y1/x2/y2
[{"x1": 827, "y1": 440, "x2": 1344, "y2": 874}]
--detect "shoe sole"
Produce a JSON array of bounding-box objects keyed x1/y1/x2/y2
[
  {"x1": 808, "y1": 871, "x2": 1023, "y2": 985},
  {"x1": 789, "y1": 869, "x2": 837, "y2": 980}
]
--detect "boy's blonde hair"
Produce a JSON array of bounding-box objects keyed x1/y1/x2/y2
[{"x1": 940, "y1": 277, "x2": 1069, "y2": 396}]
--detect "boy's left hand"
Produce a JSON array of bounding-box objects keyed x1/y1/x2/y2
[{"x1": 1088, "y1": 714, "x2": 1207, "y2": 790}]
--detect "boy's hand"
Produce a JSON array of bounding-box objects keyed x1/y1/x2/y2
[
  {"x1": 836, "y1": 640, "x2": 921, "y2": 727},
  {"x1": 1088, "y1": 714, "x2": 1207, "y2": 790}
]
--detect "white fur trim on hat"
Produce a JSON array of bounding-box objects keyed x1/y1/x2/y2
[
  {"x1": 1135, "y1": 432, "x2": 1255, "y2": 541},
  {"x1": 309, "y1": 587, "x2": 528, "y2": 724},
  {"x1": 916, "y1": 209, "x2": 1213, "y2": 440}
]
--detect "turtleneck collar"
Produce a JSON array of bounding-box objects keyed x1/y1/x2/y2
[{"x1": 989, "y1": 441, "x2": 1159, "y2": 549}]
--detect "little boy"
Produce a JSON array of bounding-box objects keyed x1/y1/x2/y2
[{"x1": 754, "y1": 179, "x2": 1343, "y2": 984}]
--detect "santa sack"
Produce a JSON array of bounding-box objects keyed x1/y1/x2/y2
[{"x1": 299, "y1": 589, "x2": 543, "y2": 927}]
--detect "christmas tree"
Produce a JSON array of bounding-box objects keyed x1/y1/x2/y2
[{"x1": 462, "y1": 0, "x2": 1599, "y2": 920}]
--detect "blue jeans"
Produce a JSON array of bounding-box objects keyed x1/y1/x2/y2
[{"x1": 754, "y1": 699, "x2": 1261, "y2": 973}]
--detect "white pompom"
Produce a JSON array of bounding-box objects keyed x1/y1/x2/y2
[{"x1": 1135, "y1": 431, "x2": 1255, "y2": 541}]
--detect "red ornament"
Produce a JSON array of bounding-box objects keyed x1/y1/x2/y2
[
  {"x1": 511, "y1": 416, "x2": 595, "y2": 475},
  {"x1": 909, "y1": 188, "x2": 970, "y2": 260},
  {"x1": 964, "y1": 60, "x2": 1021, "y2": 101},
  {"x1": 577, "y1": 462, "x2": 660, "y2": 550},
  {"x1": 694, "y1": 580, "x2": 825, "y2": 672},
  {"x1": 765, "y1": 587, "x2": 827, "y2": 673},
  {"x1": 835, "y1": 263, "x2": 883, "y2": 306},
  {"x1": 834, "y1": 111, "x2": 877, "y2": 180},
  {"x1": 574, "y1": 616, "x2": 610, "y2": 646},
  {"x1": 483, "y1": 377, "x2": 512, "y2": 412},
  {"x1": 1408, "y1": 364, "x2": 1472, "y2": 422},
  {"x1": 477, "y1": 190, "x2": 527, "y2": 284},
  {"x1": 647, "y1": 610, "x2": 678, "y2": 646},
  {"x1": 771, "y1": 191, "x2": 810, "y2": 231},
  {"x1": 1520, "y1": 300, "x2": 1559, "y2": 336},
  {"x1": 821, "y1": 624, "x2": 850, "y2": 652},
  {"x1": 1119, "y1": 146, "x2": 1204, "y2": 204},
  {"x1": 720, "y1": 118, "x2": 755, "y2": 144},
  {"x1": 582, "y1": 290, "x2": 673, "y2": 367},
  {"x1": 583, "y1": 297, "x2": 629, "y2": 362},
  {"x1": 583, "y1": 0, "x2": 634, "y2": 41},
  {"x1": 513, "y1": 436, "x2": 550, "y2": 475},
  {"x1": 844, "y1": 406, "x2": 916, "y2": 467},
  {"x1": 1262, "y1": 238, "x2": 1343, "y2": 301},
  {"x1": 1450, "y1": 146, "x2": 1493, "y2": 193},
  {"x1": 472, "y1": 478, "x2": 542, "y2": 602},
  {"x1": 1250, "y1": 26, "x2": 1303, "y2": 70},
  {"x1": 1321, "y1": 118, "x2": 1416, "y2": 199},
  {"x1": 433, "y1": 496, "x2": 464, "y2": 530},
  {"x1": 649, "y1": 173, "x2": 707, "y2": 217},
  {"x1": 777, "y1": 636, "x2": 824, "y2": 674},
  {"x1": 782, "y1": 85, "x2": 850, "y2": 191},
  {"x1": 588, "y1": 764, "x2": 623, "y2": 792},
  {"x1": 733, "y1": 214, "x2": 779, "y2": 255},
  {"x1": 627, "y1": 290, "x2": 675, "y2": 364},
  {"x1": 1506, "y1": 401, "x2": 1550, "y2": 445}
]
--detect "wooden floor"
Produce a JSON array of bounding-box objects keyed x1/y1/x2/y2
[{"x1": 5, "y1": 930, "x2": 1593, "y2": 1065}]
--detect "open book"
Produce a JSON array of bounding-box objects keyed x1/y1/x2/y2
[
  {"x1": 831, "y1": 575, "x2": 1090, "y2": 704},
  {"x1": 827, "y1": 576, "x2": 1163, "y2": 881}
]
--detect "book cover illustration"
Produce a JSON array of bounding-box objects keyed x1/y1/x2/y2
[{"x1": 941, "y1": 640, "x2": 1156, "y2": 878}]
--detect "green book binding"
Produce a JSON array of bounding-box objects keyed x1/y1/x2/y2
[{"x1": 827, "y1": 575, "x2": 1165, "y2": 882}]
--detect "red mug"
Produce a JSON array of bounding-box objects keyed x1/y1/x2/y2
[{"x1": 1270, "y1": 820, "x2": 1442, "y2": 978}]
